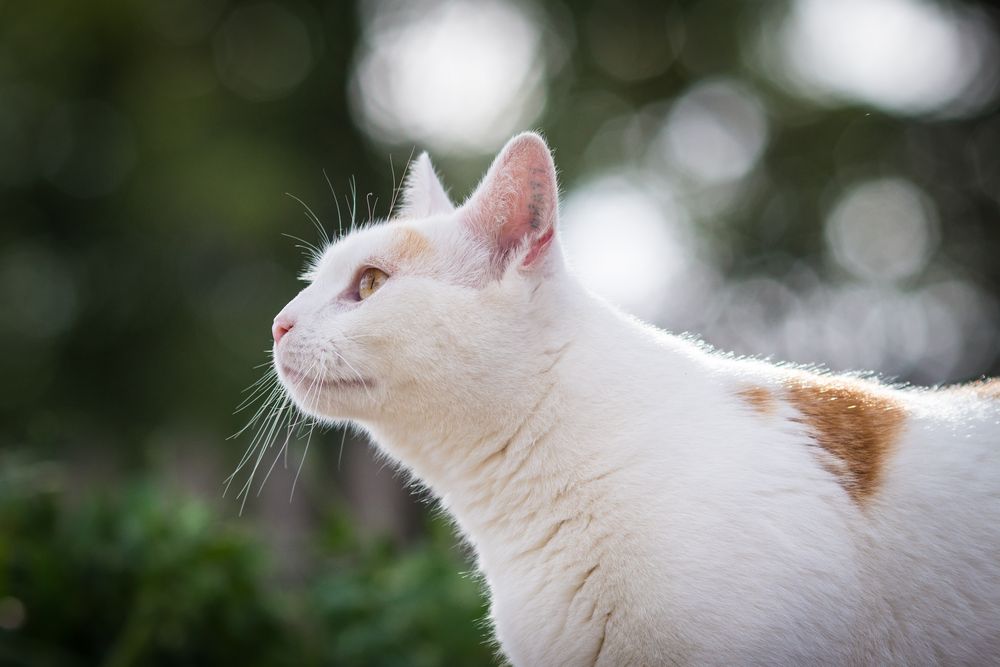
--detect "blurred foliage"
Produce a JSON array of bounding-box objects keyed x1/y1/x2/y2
[
  {"x1": 0, "y1": 463, "x2": 294, "y2": 666},
  {"x1": 0, "y1": 462, "x2": 493, "y2": 666},
  {"x1": 309, "y1": 516, "x2": 492, "y2": 666}
]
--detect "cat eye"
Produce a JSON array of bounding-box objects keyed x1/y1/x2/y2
[{"x1": 358, "y1": 267, "x2": 389, "y2": 300}]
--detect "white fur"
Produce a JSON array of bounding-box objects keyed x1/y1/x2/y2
[
  {"x1": 399, "y1": 152, "x2": 455, "y2": 219},
  {"x1": 273, "y1": 133, "x2": 1000, "y2": 665}
]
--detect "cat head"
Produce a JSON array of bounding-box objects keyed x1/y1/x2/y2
[{"x1": 272, "y1": 132, "x2": 564, "y2": 424}]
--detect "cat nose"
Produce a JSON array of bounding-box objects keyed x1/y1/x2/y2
[{"x1": 272, "y1": 316, "x2": 294, "y2": 344}]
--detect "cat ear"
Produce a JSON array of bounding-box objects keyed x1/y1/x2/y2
[
  {"x1": 397, "y1": 152, "x2": 455, "y2": 218},
  {"x1": 462, "y1": 132, "x2": 559, "y2": 271}
]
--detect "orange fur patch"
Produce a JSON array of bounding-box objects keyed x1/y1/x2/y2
[
  {"x1": 391, "y1": 228, "x2": 432, "y2": 264},
  {"x1": 784, "y1": 376, "x2": 905, "y2": 505},
  {"x1": 738, "y1": 386, "x2": 775, "y2": 415}
]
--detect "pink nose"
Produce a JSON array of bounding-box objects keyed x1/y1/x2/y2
[{"x1": 272, "y1": 316, "x2": 294, "y2": 344}]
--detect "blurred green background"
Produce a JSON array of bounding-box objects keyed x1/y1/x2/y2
[{"x1": 1, "y1": 0, "x2": 999, "y2": 664}]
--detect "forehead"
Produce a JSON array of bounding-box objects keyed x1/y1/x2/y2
[{"x1": 313, "y1": 217, "x2": 451, "y2": 279}]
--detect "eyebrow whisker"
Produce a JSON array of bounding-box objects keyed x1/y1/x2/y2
[
  {"x1": 387, "y1": 147, "x2": 416, "y2": 219},
  {"x1": 284, "y1": 192, "x2": 330, "y2": 249}
]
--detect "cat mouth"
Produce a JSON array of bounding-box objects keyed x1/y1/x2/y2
[{"x1": 279, "y1": 365, "x2": 371, "y2": 392}]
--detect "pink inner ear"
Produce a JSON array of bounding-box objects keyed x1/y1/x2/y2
[
  {"x1": 522, "y1": 226, "x2": 554, "y2": 267},
  {"x1": 465, "y1": 133, "x2": 558, "y2": 267}
]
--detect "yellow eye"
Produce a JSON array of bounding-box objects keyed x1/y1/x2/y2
[{"x1": 358, "y1": 267, "x2": 389, "y2": 300}]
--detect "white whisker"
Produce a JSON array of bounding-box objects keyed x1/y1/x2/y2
[
  {"x1": 331, "y1": 349, "x2": 373, "y2": 401},
  {"x1": 386, "y1": 148, "x2": 415, "y2": 219},
  {"x1": 231, "y1": 359, "x2": 314, "y2": 499},
  {"x1": 282, "y1": 232, "x2": 324, "y2": 265},
  {"x1": 284, "y1": 192, "x2": 330, "y2": 248},
  {"x1": 289, "y1": 362, "x2": 327, "y2": 503},
  {"x1": 238, "y1": 394, "x2": 291, "y2": 514},
  {"x1": 233, "y1": 371, "x2": 278, "y2": 414},
  {"x1": 255, "y1": 360, "x2": 323, "y2": 497},
  {"x1": 367, "y1": 192, "x2": 378, "y2": 224},
  {"x1": 224, "y1": 371, "x2": 286, "y2": 497},
  {"x1": 322, "y1": 169, "x2": 344, "y2": 240},
  {"x1": 229, "y1": 378, "x2": 283, "y2": 438},
  {"x1": 347, "y1": 176, "x2": 358, "y2": 232},
  {"x1": 290, "y1": 423, "x2": 313, "y2": 503},
  {"x1": 337, "y1": 425, "x2": 348, "y2": 471}
]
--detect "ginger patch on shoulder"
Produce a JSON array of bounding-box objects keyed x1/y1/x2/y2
[
  {"x1": 784, "y1": 377, "x2": 905, "y2": 505},
  {"x1": 738, "y1": 385, "x2": 776, "y2": 416}
]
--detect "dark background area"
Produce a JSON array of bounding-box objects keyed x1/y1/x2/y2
[{"x1": 2, "y1": 0, "x2": 999, "y2": 664}]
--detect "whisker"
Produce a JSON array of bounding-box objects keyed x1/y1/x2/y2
[
  {"x1": 257, "y1": 409, "x2": 311, "y2": 497},
  {"x1": 234, "y1": 381, "x2": 275, "y2": 416},
  {"x1": 337, "y1": 425, "x2": 348, "y2": 471},
  {"x1": 282, "y1": 232, "x2": 323, "y2": 264},
  {"x1": 367, "y1": 192, "x2": 378, "y2": 224},
  {"x1": 330, "y1": 349, "x2": 373, "y2": 401},
  {"x1": 235, "y1": 385, "x2": 287, "y2": 471},
  {"x1": 256, "y1": 361, "x2": 322, "y2": 496},
  {"x1": 290, "y1": 424, "x2": 313, "y2": 503},
  {"x1": 323, "y1": 168, "x2": 345, "y2": 240},
  {"x1": 255, "y1": 409, "x2": 296, "y2": 497},
  {"x1": 340, "y1": 333, "x2": 383, "y2": 340},
  {"x1": 386, "y1": 148, "x2": 415, "y2": 219},
  {"x1": 225, "y1": 385, "x2": 285, "y2": 497},
  {"x1": 226, "y1": 396, "x2": 277, "y2": 489},
  {"x1": 237, "y1": 357, "x2": 275, "y2": 400},
  {"x1": 284, "y1": 192, "x2": 330, "y2": 249},
  {"x1": 234, "y1": 371, "x2": 278, "y2": 414},
  {"x1": 229, "y1": 378, "x2": 283, "y2": 438},
  {"x1": 240, "y1": 367, "x2": 275, "y2": 392},
  {"x1": 281, "y1": 232, "x2": 322, "y2": 255},
  {"x1": 228, "y1": 388, "x2": 281, "y2": 464},
  {"x1": 288, "y1": 361, "x2": 327, "y2": 502},
  {"x1": 252, "y1": 349, "x2": 274, "y2": 363},
  {"x1": 238, "y1": 395, "x2": 291, "y2": 514},
  {"x1": 348, "y1": 176, "x2": 358, "y2": 232},
  {"x1": 233, "y1": 361, "x2": 306, "y2": 484}
]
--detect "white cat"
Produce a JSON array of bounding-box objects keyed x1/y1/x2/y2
[{"x1": 272, "y1": 132, "x2": 1000, "y2": 665}]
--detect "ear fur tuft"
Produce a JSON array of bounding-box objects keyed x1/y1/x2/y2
[{"x1": 397, "y1": 152, "x2": 455, "y2": 219}]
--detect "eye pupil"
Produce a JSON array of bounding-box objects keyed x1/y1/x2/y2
[{"x1": 358, "y1": 267, "x2": 389, "y2": 300}]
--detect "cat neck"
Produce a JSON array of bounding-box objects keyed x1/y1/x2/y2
[{"x1": 365, "y1": 274, "x2": 715, "y2": 554}]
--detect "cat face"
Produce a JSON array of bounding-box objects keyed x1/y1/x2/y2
[{"x1": 272, "y1": 132, "x2": 562, "y2": 423}]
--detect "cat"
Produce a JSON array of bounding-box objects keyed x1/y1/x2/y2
[{"x1": 271, "y1": 132, "x2": 1000, "y2": 665}]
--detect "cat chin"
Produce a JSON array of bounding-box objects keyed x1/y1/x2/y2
[
  {"x1": 276, "y1": 364, "x2": 378, "y2": 417},
  {"x1": 283, "y1": 384, "x2": 377, "y2": 422}
]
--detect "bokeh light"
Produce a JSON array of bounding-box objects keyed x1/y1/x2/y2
[
  {"x1": 145, "y1": 0, "x2": 227, "y2": 46},
  {"x1": 562, "y1": 176, "x2": 694, "y2": 322},
  {"x1": 585, "y1": 0, "x2": 681, "y2": 82},
  {"x1": 36, "y1": 100, "x2": 137, "y2": 198},
  {"x1": 0, "y1": 243, "x2": 78, "y2": 340},
  {"x1": 213, "y1": 2, "x2": 314, "y2": 101},
  {"x1": 773, "y1": 0, "x2": 999, "y2": 116},
  {"x1": 350, "y1": 0, "x2": 552, "y2": 153},
  {"x1": 824, "y1": 178, "x2": 939, "y2": 283},
  {"x1": 658, "y1": 79, "x2": 769, "y2": 185}
]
